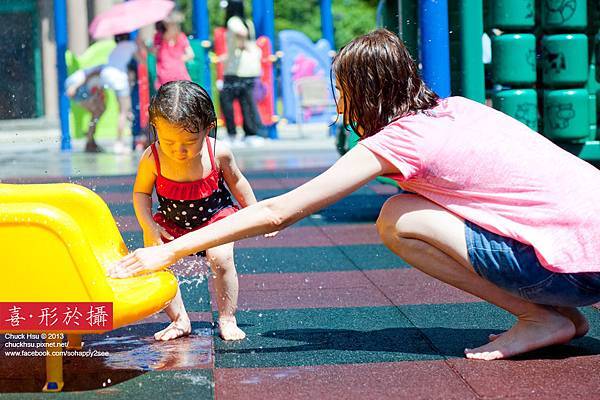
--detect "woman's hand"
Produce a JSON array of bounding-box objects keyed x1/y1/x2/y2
[{"x1": 106, "y1": 244, "x2": 178, "y2": 278}]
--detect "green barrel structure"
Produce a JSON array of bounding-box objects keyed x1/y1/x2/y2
[
  {"x1": 492, "y1": 34, "x2": 537, "y2": 85},
  {"x1": 492, "y1": 89, "x2": 538, "y2": 131},
  {"x1": 589, "y1": 92, "x2": 597, "y2": 138},
  {"x1": 539, "y1": 0, "x2": 595, "y2": 145},
  {"x1": 490, "y1": 0, "x2": 535, "y2": 30},
  {"x1": 587, "y1": 63, "x2": 599, "y2": 139},
  {"x1": 458, "y1": 0, "x2": 485, "y2": 103},
  {"x1": 543, "y1": 88, "x2": 589, "y2": 141},
  {"x1": 380, "y1": 0, "x2": 600, "y2": 161},
  {"x1": 541, "y1": 0, "x2": 587, "y2": 32},
  {"x1": 489, "y1": 1, "x2": 538, "y2": 130},
  {"x1": 596, "y1": 32, "x2": 600, "y2": 82},
  {"x1": 541, "y1": 34, "x2": 589, "y2": 87}
]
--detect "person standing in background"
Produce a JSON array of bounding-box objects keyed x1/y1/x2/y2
[
  {"x1": 219, "y1": 0, "x2": 264, "y2": 147},
  {"x1": 152, "y1": 11, "x2": 195, "y2": 88}
]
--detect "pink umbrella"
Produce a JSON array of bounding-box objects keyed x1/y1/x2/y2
[{"x1": 89, "y1": 0, "x2": 175, "y2": 39}]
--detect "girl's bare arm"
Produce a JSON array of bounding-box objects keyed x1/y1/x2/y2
[
  {"x1": 132, "y1": 148, "x2": 157, "y2": 231},
  {"x1": 218, "y1": 145, "x2": 257, "y2": 208}
]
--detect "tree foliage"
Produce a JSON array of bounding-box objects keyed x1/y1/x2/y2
[{"x1": 176, "y1": 0, "x2": 378, "y2": 49}]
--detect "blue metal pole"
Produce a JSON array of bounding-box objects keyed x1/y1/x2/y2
[
  {"x1": 418, "y1": 0, "x2": 451, "y2": 97},
  {"x1": 320, "y1": 0, "x2": 335, "y2": 49},
  {"x1": 252, "y1": 0, "x2": 265, "y2": 37},
  {"x1": 253, "y1": 0, "x2": 278, "y2": 138},
  {"x1": 254, "y1": 0, "x2": 275, "y2": 44},
  {"x1": 54, "y1": 0, "x2": 70, "y2": 151},
  {"x1": 192, "y1": 0, "x2": 212, "y2": 96}
]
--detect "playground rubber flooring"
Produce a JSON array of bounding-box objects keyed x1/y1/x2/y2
[{"x1": 2, "y1": 164, "x2": 600, "y2": 399}]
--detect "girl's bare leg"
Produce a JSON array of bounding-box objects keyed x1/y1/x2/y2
[
  {"x1": 206, "y1": 243, "x2": 246, "y2": 341},
  {"x1": 376, "y1": 194, "x2": 578, "y2": 360},
  {"x1": 154, "y1": 287, "x2": 192, "y2": 341}
]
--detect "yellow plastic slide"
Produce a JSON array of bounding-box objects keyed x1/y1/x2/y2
[{"x1": 0, "y1": 183, "x2": 178, "y2": 392}]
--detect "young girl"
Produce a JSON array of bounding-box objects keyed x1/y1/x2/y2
[
  {"x1": 132, "y1": 80, "x2": 265, "y2": 341},
  {"x1": 112, "y1": 30, "x2": 600, "y2": 360}
]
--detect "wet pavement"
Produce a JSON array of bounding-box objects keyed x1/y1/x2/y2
[{"x1": 1, "y1": 133, "x2": 599, "y2": 399}]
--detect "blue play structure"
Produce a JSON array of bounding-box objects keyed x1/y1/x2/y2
[{"x1": 278, "y1": 30, "x2": 335, "y2": 123}]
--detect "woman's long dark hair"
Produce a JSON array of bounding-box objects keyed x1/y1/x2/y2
[
  {"x1": 332, "y1": 29, "x2": 439, "y2": 138},
  {"x1": 224, "y1": 0, "x2": 246, "y2": 26}
]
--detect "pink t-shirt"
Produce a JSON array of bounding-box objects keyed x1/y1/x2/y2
[
  {"x1": 154, "y1": 32, "x2": 192, "y2": 86},
  {"x1": 360, "y1": 96, "x2": 600, "y2": 274}
]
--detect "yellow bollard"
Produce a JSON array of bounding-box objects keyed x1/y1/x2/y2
[{"x1": 42, "y1": 334, "x2": 64, "y2": 392}]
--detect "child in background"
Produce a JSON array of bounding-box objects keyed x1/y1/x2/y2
[
  {"x1": 114, "y1": 30, "x2": 600, "y2": 360},
  {"x1": 65, "y1": 65, "x2": 106, "y2": 153},
  {"x1": 132, "y1": 80, "x2": 271, "y2": 341},
  {"x1": 152, "y1": 11, "x2": 194, "y2": 88},
  {"x1": 101, "y1": 33, "x2": 143, "y2": 154}
]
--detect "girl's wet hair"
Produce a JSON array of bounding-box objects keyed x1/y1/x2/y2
[
  {"x1": 332, "y1": 29, "x2": 439, "y2": 138},
  {"x1": 149, "y1": 80, "x2": 216, "y2": 135}
]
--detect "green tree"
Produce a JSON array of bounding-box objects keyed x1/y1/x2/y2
[
  {"x1": 176, "y1": 0, "x2": 377, "y2": 49},
  {"x1": 274, "y1": 0, "x2": 378, "y2": 49}
]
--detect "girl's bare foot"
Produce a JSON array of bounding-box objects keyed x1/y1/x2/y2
[
  {"x1": 465, "y1": 309, "x2": 576, "y2": 360},
  {"x1": 154, "y1": 316, "x2": 192, "y2": 341},
  {"x1": 218, "y1": 317, "x2": 246, "y2": 341},
  {"x1": 488, "y1": 306, "x2": 589, "y2": 342}
]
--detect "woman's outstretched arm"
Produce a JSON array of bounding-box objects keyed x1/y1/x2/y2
[{"x1": 109, "y1": 144, "x2": 396, "y2": 277}]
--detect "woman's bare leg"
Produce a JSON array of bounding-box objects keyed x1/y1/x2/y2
[
  {"x1": 376, "y1": 194, "x2": 578, "y2": 360},
  {"x1": 488, "y1": 306, "x2": 589, "y2": 342}
]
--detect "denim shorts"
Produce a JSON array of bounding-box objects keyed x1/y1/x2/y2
[{"x1": 465, "y1": 220, "x2": 600, "y2": 307}]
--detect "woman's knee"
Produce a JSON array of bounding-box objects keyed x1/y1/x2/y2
[
  {"x1": 376, "y1": 194, "x2": 422, "y2": 241},
  {"x1": 376, "y1": 194, "x2": 470, "y2": 266}
]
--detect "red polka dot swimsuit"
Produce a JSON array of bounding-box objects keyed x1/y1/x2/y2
[{"x1": 150, "y1": 138, "x2": 238, "y2": 255}]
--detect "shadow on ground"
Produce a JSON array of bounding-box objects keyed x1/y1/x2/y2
[
  {"x1": 219, "y1": 327, "x2": 600, "y2": 360},
  {"x1": 0, "y1": 321, "x2": 212, "y2": 392}
]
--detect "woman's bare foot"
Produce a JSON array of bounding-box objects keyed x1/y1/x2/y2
[
  {"x1": 154, "y1": 316, "x2": 192, "y2": 341},
  {"x1": 465, "y1": 309, "x2": 576, "y2": 360},
  {"x1": 218, "y1": 317, "x2": 246, "y2": 341},
  {"x1": 554, "y1": 307, "x2": 589, "y2": 337},
  {"x1": 488, "y1": 306, "x2": 589, "y2": 342}
]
